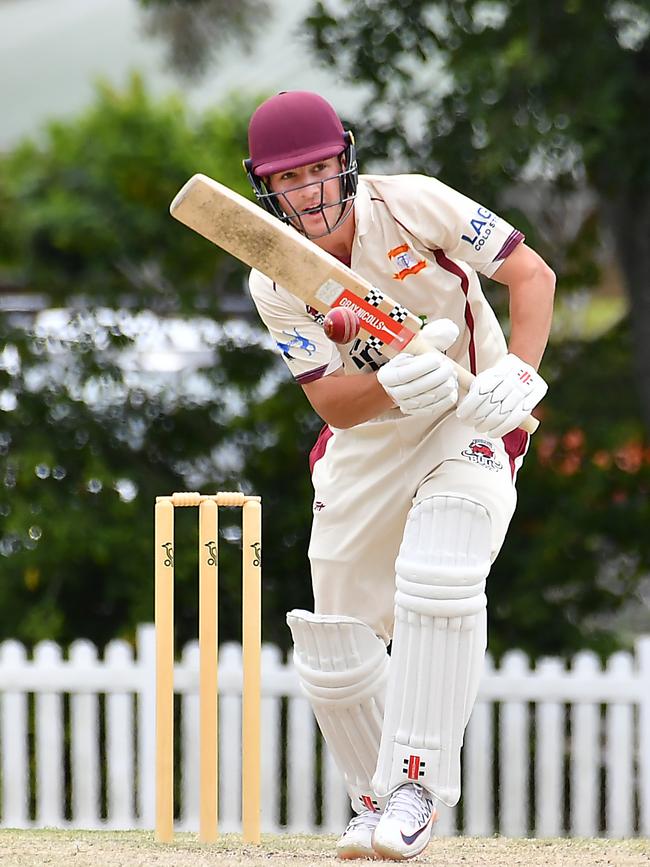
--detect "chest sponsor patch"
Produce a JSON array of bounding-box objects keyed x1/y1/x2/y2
[
  {"x1": 388, "y1": 244, "x2": 427, "y2": 280},
  {"x1": 461, "y1": 438, "x2": 503, "y2": 472}
]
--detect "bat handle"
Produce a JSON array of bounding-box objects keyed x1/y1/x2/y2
[{"x1": 407, "y1": 331, "x2": 540, "y2": 435}]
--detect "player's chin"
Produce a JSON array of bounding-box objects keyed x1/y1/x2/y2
[
  {"x1": 303, "y1": 210, "x2": 329, "y2": 226},
  {"x1": 300, "y1": 213, "x2": 331, "y2": 237},
  {"x1": 284, "y1": 210, "x2": 322, "y2": 231}
]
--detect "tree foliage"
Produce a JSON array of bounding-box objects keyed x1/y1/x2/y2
[
  {"x1": 303, "y1": 0, "x2": 650, "y2": 655},
  {"x1": 0, "y1": 78, "x2": 317, "y2": 650},
  {"x1": 306, "y1": 0, "x2": 650, "y2": 432},
  {"x1": 1, "y1": 66, "x2": 649, "y2": 659},
  {"x1": 137, "y1": 0, "x2": 271, "y2": 79},
  {"x1": 490, "y1": 323, "x2": 650, "y2": 657}
]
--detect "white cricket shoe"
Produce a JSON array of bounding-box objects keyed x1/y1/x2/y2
[
  {"x1": 336, "y1": 810, "x2": 382, "y2": 860},
  {"x1": 371, "y1": 783, "x2": 437, "y2": 860}
]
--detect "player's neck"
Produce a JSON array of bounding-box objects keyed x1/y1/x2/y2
[{"x1": 312, "y1": 209, "x2": 355, "y2": 264}]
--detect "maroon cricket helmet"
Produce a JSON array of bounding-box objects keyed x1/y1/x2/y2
[
  {"x1": 247, "y1": 91, "x2": 348, "y2": 175},
  {"x1": 244, "y1": 91, "x2": 358, "y2": 238}
]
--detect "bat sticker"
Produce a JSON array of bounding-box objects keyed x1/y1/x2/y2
[{"x1": 316, "y1": 278, "x2": 345, "y2": 305}]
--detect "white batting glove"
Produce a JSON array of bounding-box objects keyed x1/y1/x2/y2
[
  {"x1": 456, "y1": 353, "x2": 547, "y2": 438},
  {"x1": 377, "y1": 319, "x2": 459, "y2": 416}
]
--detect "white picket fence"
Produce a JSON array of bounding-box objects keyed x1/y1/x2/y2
[{"x1": 0, "y1": 624, "x2": 649, "y2": 837}]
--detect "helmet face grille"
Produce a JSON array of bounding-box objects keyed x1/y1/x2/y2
[{"x1": 245, "y1": 134, "x2": 358, "y2": 239}]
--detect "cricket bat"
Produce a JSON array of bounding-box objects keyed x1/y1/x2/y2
[{"x1": 170, "y1": 174, "x2": 539, "y2": 434}]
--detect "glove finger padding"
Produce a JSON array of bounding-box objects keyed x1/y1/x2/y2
[
  {"x1": 377, "y1": 352, "x2": 446, "y2": 388},
  {"x1": 457, "y1": 353, "x2": 547, "y2": 437},
  {"x1": 387, "y1": 362, "x2": 456, "y2": 399},
  {"x1": 466, "y1": 379, "x2": 523, "y2": 425},
  {"x1": 405, "y1": 383, "x2": 458, "y2": 412},
  {"x1": 398, "y1": 374, "x2": 458, "y2": 413},
  {"x1": 475, "y1": 408, "x2": 529, "y2": 439},
  {"x1": 378, "y1": 350, "x2": 458, "y2": 417},
  {"x1": 456, "y1": 382, "x2": 494, "y2": 423},
  {"x1": 494, "y1": 387, "x2": 525, "y2": 417}
]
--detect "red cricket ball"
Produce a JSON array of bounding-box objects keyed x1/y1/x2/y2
[{"x1": 323, "y1": 306, "x2": 361, "y2": 344}]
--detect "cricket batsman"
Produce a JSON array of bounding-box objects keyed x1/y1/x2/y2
[{"x1": 244, "y1": 91, "x2": 555, "y2": 860}]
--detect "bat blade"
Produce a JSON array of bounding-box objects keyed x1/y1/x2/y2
[
  {"x1": 170, "y1": 174, "x2": 421, "y2": 353},
  {"x1": 170, "y1": 174, "x2": 538, "y2": 433},
  {"x1": 171, "y1": 174, "x2": 319, "y2": 289}
]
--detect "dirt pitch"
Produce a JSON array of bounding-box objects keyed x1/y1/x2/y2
[{"x1": 1, "y1": 830, "x2": 650, "y2": 867}]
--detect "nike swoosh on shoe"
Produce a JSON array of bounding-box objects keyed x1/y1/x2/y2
[{"x1": 400, "y1": 816, "x2": 432, "y2": 846}]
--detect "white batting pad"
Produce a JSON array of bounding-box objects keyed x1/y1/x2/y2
[
  {"x1": 287, "y1": 609, "x2": 390, "y2": 813},
  {"x1": 373, "y1": 496, "x2": 491, "y2": 806}
]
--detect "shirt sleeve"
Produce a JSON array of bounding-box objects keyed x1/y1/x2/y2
[
  {"x1": 377, "y1": 174, "x2": 524, "y2": 278},
  {"x1": 248, "y1": 269, "x2": 343, "y2": 384}
]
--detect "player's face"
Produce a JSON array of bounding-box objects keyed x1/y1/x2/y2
[{"x1": 268, "y1": 158, "x2": 344, "y2": 234}]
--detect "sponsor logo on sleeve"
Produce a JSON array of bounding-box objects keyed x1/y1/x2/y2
[
  {"x1": 461, "y1": 206, "x2": 498, "y2": 251},
  {"x1": 276, "y1": 329, "x2": 316, "y2": 360},
  {"x1": 461, "y1": 438, "x2": 503, "y2": 471}
]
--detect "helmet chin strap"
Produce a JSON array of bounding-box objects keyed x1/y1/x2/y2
[{"x1": 268, "y1": 161, "x2": 356, "y2": 239}]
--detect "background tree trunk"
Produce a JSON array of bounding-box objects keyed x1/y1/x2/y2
[{"x1": 606, "y1": 192, "x2": 650, "y2": 434}]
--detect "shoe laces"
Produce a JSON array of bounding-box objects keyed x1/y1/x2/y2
[
  {"x1": 384, "y1": 784, "x2": 433, "y2": 825},
  {"x1": 347, "y1": 810, "x2": 381, "y2": 832}
]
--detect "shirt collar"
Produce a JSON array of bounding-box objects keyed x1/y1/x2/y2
[{"x1": 353, "y1": 177, "x2": 373, "y2": 240}]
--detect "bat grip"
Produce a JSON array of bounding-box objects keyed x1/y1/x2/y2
[{"x1": 407, "y1": 331, "x2": 540, "y2": 435}]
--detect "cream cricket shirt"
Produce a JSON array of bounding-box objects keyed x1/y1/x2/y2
[
  {"x1": 247, "y1": 174, "x2": 526, "y2": 639},
  {"x1": 248, "y1": 173, "x2": 524, "y2": 384}
]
